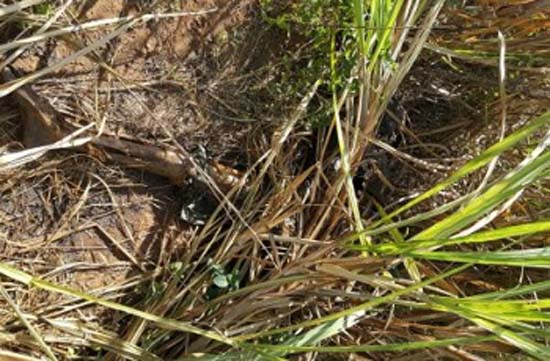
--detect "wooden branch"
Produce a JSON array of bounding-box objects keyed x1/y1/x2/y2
[
  {"x1": 2, "y1": 67, "x2": 63, "y2": 147},
  {"x1": 92, "y1": 136, "x2": 192, "y2": 185},
  {"x1": 1, "y1": 67, "x2": 239, "y2": 188}
]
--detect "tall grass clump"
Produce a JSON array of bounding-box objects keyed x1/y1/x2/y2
[{"x1": 0, "y1": 1, "x2": 549, "y2": 360}]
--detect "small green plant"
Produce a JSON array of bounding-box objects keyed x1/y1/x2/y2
[
  {"x1": 260, "y1": 0, "x2": 359, "y2": 128},
  {"x1": 168, "y1": 261, "x2": 186, "y2": 280},
  {"x1": 206, "y1": 261, "x2": 241, "y2": 300},
  {"x1": 32, "y1": 1, "x2": 53, "y2": 16}
]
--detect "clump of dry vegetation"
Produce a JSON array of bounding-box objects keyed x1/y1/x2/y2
[{"x1": 0, "y1": 0, "x2": 550, "y2": 360}]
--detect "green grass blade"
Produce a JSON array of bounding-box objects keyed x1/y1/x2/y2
[
  {"x1": 413, "y1": 150, "x2": 550, "y2": 240},
  {"x1": 0, "y1": 283, "x2": 58, "y2": 361},
  {"x1": 364, "y1": 220, "x2": 550, "y2": 254},
  {"x1": 252, "y1": 335, "x2": 499, "y2": 354},
  {"x1": 465, "y1": 280, "x2": 550, "y2": 301},
  {"x1": 233, "y1": 264, "x2": 470, "y2": 341},
  {"x1": 347, "y1": 195, "x2": 468, "y2": 240},
  {"x1": 0, "y1": 262, "x2": 235, "y2": 346},
  {"x1": 404, "y1": 247, "x2": 550, "y2": 268},
  {"x1": 469, "y1": 317, "x2": 549, "y2": 360},
  {"x1": 369, "y1": 112, "x2": 550, "y2": 227},
  {"x1": 429, "y1": 297, "x2": 550, "y2": 359},
  {"x1": 434, "y1": 297, "x2": 550, "y2": 313},
  {"x1": 366, "y1": 0, "x2": 405, "y2": 74}
]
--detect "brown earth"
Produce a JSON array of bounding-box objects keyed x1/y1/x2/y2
[{"x1": 1, "y1": 0, "x2": 280, "y2": 298}]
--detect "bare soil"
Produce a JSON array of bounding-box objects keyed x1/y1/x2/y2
[{"x1": 1, "y1": 0, "x2": 278, "y2": 296}]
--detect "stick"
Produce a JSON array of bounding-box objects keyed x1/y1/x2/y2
[{"x1": 1, "y1": 67, "x2": 239, "y2": 188}]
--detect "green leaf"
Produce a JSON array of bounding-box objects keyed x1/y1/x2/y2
[
  {"x1": 428, "y1": 298, "x2": 550, "y2": 360},
  {"x1": 252, "y1": 335, "x2": 498, "y2": 354},
  {"x1": 368, "y1": 112, "x2": 550, "y2": 231},
  {"x1": 213, "y1": 274, "x2": 229, "y2": 289},
  {"x1": 405, "y1": 247, "x2": 550, "y2": 268},
  {"x1": 366, "y1": 220, "x2": 550, "y2": 254},
  {"x1": 414, "y1": 150, "x2": 550, "y2": 240}
]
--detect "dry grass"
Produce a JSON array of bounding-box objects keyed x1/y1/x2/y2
[{"x1": 0, "y1": 1, "x2": 549, "y2": 360}]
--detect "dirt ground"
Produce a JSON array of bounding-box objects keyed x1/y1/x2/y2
[{"x1": 1, "y1": 0, "x2": 279, "y2": 296}]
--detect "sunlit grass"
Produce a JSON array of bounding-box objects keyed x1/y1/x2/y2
[{"x1": 1, "y1": 1, "x2": 549, "y2": 360}]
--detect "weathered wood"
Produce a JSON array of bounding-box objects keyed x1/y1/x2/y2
[
  {"x1": 2, "y1": 67, "x2": 64, "y2": 147},
  {"x1": 1, "y1": 67, "x2": 240, "y2": 188}
]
